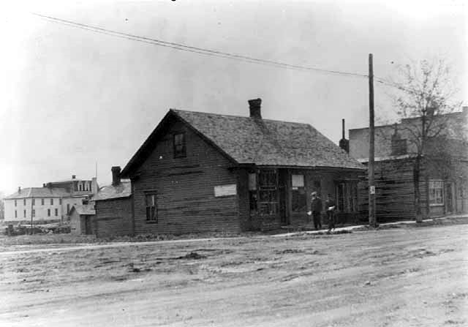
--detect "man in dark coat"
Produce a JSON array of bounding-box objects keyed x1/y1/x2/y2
[
  {"x1": 310, "y1": 192, "x2": 323, "y2": 230},
  {"x1": 325, "y1": 194, "x2": 336, "y2": 232}
]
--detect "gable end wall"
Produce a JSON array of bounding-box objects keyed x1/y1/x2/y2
[{"x1": 132, "y1": 120, "x2": 240, "y2": 235}]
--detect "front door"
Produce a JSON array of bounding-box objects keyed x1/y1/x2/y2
[
  {"x1": 85, "y1": 216, "x2": 92, "y2": 235},
  {"x1": 446, "y1": 183, "x2": 454, "y2": 214},
  {"x1": 278, "y1": 169, "x2": 289, "y2": 225}
]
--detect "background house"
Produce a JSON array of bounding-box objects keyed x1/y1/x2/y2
[
  {"x1": 91, "y1": 167, "x2": 132, "y2": 238},
  {"x1": 349, "y1": 107, "x2": 468, "y2": 221},
  {"x1": 70, "y1": 204, "x2": 96, "y2": 235},
  {"x1": 3, "y1": 175, "x2": 98, "y2": 223},
  {"x1": 118, "y1": 98, "x2": 364, "y2": 235}
]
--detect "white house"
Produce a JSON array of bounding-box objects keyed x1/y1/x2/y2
[{"x1": 4, "y1": 175, "x2": 98, "y2": 223}]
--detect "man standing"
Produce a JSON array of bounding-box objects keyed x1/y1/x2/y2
[
  {"x1": 309, "y1": 192, "x2": 323, "y2": 230},
  {"x1": 325, "y1": 193, "x2": 336, "y2": 232}
]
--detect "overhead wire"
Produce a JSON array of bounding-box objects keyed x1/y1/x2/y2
[{"x1": 30, "y1": 12, "x2": 368, "y2": 79}]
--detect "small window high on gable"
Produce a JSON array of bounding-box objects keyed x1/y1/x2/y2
[{"x1": 173, "y1": 133, "x2": 186, "y2": 158}]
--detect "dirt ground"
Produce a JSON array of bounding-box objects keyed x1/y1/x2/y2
[{"x1": 0, "y1": 223, "x2": 467, "y2": 327}]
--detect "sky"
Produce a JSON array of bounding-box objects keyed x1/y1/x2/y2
[{"x1": 0, "y1": 0, "x2": 466, "y2": 195}]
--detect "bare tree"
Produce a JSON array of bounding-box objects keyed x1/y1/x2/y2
[{"x1": 390, "y1": 59, "x2": 462, "y2": 222}]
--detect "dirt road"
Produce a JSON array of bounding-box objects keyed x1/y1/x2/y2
[{"x1": 1, "y1": 223, "x2": 467, "y2": 326}]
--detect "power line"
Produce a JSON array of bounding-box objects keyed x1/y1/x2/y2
[{"x1": 30, "y1": 12, "x2": 368, "y2": 79}]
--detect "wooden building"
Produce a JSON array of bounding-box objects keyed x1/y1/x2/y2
[
  {"x1": 92, "y1": 168, "x2": 132, "y2": 238},
  {"x1": 115, "y1": 98, "x2": 364, "y2": 235},
  {"x1": 349, "y1": 107, "x2": 468, "y2": 221},
  {"x1": 70, "y1": 204, "x2": 96, "y2": 235}
]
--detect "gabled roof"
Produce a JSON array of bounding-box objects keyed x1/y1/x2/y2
[
  {"x1": 5, "y1": 187, "x2": 69, "y2": 200},
  {"x1": 121, "y1": 109, "x2": 364, "y2": 177},
  {"x1": 70, "y1": 204, "x2": 95, "y2": 215},
  {"x1": 92, "y1": 181, "x2": 132, "y2": 202}
]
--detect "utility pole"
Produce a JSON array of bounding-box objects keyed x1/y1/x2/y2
[{"x1": 368, "y1": 53, "x2": 376, "y2": 227}]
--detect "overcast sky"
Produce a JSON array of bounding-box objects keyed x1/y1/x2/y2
[{"x1": 0, "y1": 0, "x2": 466, "y2": 195}]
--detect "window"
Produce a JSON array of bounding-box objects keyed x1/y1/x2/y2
[
  {"x1": 48, "y1": 209, "x2": 51, "y2": 217},
  {"x1": 15, "y1": 200, "x2": 17, "y2": 207},
  {"x1": 55, "y1": 208, "x2": 58, "y2": 216},
  {"x1": 41, "y1": 199, "x2": 44, "y2": 205},
  {"x1": 24, "y1": 199, "x2": 26, "y2": 206},
  {"x1": 67, "y1": 204, "x2": 70, "y2": 215},
  {"x1": 32, "y1": 209, "x2": 35, "y2": 217},
  {"x1": 24, "y1": 210, "x2": 26, "y2": 218},
  {"x1": 248, "y1": 170, "x2": 279, "y2": 215},
  {"x1": 173, "y1": 133, "x2": 186, "y2": 158},
  {"x1": 50, "y1": 199, "x2": 54, "y2": 205},
  {"x1": 32, "y1": 199, "x2": 35, "y2": 205},
  {"x1": 15, "y1": 210, "x2": 17, "y2": 218},
  {"x1": 429, "y1": 180, "x2": 444, "y2": 205},
  {"x1": 59, "y1": 199, "x2": 62, "y2": 205},
  {"x1": 258, "y1": 170, "x2": 278, "y2": 215},
  {"x1": 291, "y1": 174, "x2": 307, "y2": 212},
  {"x1": 145, "y1": 194, "x2": 157, "y2": 222}
]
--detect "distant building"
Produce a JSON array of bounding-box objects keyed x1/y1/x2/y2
[
  {"x1": 91, "y1": 167, "x2": 132, "y2": 238},
  {"x1": 349, "y1": 107, "x2": 468, "y2": 220},
  {"x1": 70, "y1": 204, "x2": 96, "y2": 235},
  {"x1": 3, "y1": 175, "x2": 98, "y2": 223}
]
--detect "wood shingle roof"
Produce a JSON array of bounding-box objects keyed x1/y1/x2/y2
[
  {"x1": 121, "y1": 108, "x2": 364, "y2": 176},
  {"x1": 173, "y1": 109, "x2": 364, "y2": 169}
]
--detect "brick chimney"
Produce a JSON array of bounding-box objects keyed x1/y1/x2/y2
[
  {"x1": 111, "y1": 166, "x2": 121, "y2": 186},
  {"x1": 248, "y1": 98, "x2": 262, "y2": 119},
  {"x1": 339, "y1": 119, "x2": 350, "y2": 153},
  {"x1": 18, "y1": 186, "x2": 21, "y2": 193}
]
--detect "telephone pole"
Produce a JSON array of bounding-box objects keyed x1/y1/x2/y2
[{"x1": 368, "y1": 53, "x2": 376, "y2": 227}]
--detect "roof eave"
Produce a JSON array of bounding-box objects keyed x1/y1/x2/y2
[{"x1": 93, "y1": 195, "x2": 132, "y2": 202}]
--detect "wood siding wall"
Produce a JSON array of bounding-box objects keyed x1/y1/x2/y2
[
  {"x1": 247, "y1": 168, "x2": 362, "y2": 230},
  {"x1": 237, "y1": 169, "x2": 251, "y2": 231},
  {"x1": 131, "y1": 121, "x2": 240, "y2": 235},
  {"x1": 95, "y1": 197, "x2": 133, "y2": 238},
  {"x1": 359, "y1": 160, "x2": 418, "y2": 221},
  {"x1": 358, "y1": 158, "x2": 468, "y2": 221}
]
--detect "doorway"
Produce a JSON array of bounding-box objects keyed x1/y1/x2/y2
[
  {"x1": 84, "y1": 216, "x2": 93, "y2": 235},
  {"x1": 446, "y1": 183, "x2": 454, "y2": 214}
]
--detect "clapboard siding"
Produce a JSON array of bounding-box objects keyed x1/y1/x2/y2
[
  {"x1": 237, "y1": 169, "x2": 251, "y2": 231},
  {"x1": 358, "y1": 159, "x2": 426, "y2": 221},
  {"x1": 132, "y1": 121, "x2": 240, "y2": 235},
  {"x1": 94, "y1": 197, "x2": 133, "y2": 237}
]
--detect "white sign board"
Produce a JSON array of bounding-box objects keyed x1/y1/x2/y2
[
  {"x1": 370, "y1": 186, "x2": 376, "y2": 194},
  {"x1": 292, "y1": 174, "x2": 305, "y2": 188},
  {"x1": 214, "y1": 184, "x2": 237, "y2": 197}
]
